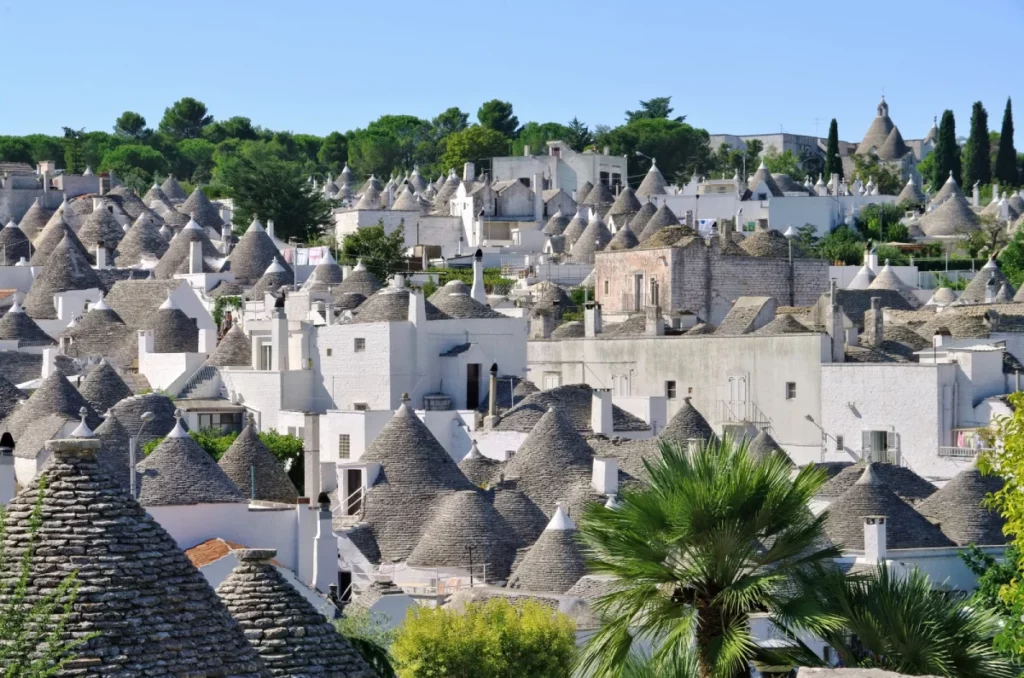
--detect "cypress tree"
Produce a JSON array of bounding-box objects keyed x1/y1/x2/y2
[
  {"x1": 995, "y1": 97, "x2": 1018, "y2": 186},
  {"x1": 932, "y1": 110, "x2": 961, "y2": 189},
  {"x1": 962, "y1": 101, "x2": 991, "y2": 188},
  {"x1": 824, "y1": 119, "x2": 843, "y2": 181}
]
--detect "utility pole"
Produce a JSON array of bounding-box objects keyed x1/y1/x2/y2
[{"x1": 465, "y1": 545, "x2": 476, "y2": 588}]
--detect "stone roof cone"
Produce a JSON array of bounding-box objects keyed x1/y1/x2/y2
[
  {"x1": 507, "y1": 503, "x2": 586, "y2": 593},
  {"x1": 180, "y1": 187, "x2": 224, "y2": 229},
  {"x1": 661, "y1": 397, "x2": 715, "y2": 444},
  {"x1": 458, "y1": 440, "x2": 501, "y2": 487},
  {"x1": 0, "y1": 219, "x2": 30, "y2": 265},
  {"x1": 161, "y1": 174, "x2": 188, "y2": 201},
  {"x1": 218, "y1": 414, "x2": 299, "y2": 504},
  {"x1": 227, "y1": 218, "x2": 294, "y2": 284},
  {"x1": 16, "y1": 197, "x2": 52, "y2": 240},
  {"x1": 78, "y1": 359, "x2": 133, "y2": 415},
  {"x1": 636, "y1": 159, "x2": 668, "y2": 197},
  {"x1": 0, "y1": 434, "x2": 267, "y2": 677}
]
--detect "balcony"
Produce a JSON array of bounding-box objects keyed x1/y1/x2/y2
[{"x1": 937, "y1": 446, "x2": 991, "y2": 458}]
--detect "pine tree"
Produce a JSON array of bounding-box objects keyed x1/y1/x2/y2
[
  {"x1": 824, "y1": 118, "x2": 843, "y2": 181},
  {"x1": 963, "y1": 101, "x2": 991, "y2": 188},
  {"x1": 933, "y1": 110, "x2": 962, "y2": 189},
  {"x1": 995, "y1": 97, "x2": 1018, "y2": 186}
]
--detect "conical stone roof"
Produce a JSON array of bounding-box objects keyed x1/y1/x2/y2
[
  {"x1": 747, "y1": 162, "x2": 783, "y2": 198},
  {"x1": 995, "y1": 282, "x2": 1015, "y2": 303},
  {"x1": 507, "y1": 504, "x2": 586, "y2": 593},
  {"x1": 93, "y1": 411, "x2": 133, "y2": 491},
  {"x1": 336, "y1": 260, "x2": 382, "y2": 297},
  {"x1": 746, "y1": 430, "x2": 794, "y2": 467},
  {"x1": 752, "y1": 314, "x2": 810, "y2": 336},
  {"x1": 407, "y1": 490, "x2": 518, "y2": 580},
  {"x1": 961, "y1": 258, "x2": 1009, "y2": 303},
  {"x1": 216, "y1": 549, "x2": 373, "y2": 678},
  {"x1": 24, "y1": 232, "x2": 103, "y2": 319},
  {"x1": 576, "y1": 181, "x2": 594, "y2": 204},
  {"x1": 897, "y1": 178, "x2": 926, "y2": 204},
  {"x1": 636, "y1": 162, "x2": 668, "y2": 197},
  {"x1": 0, "y1": 301, "x2": 54, "y2": 346},
  {"x1": 661, "y1": 397, "x2": 715, "y2": 444},
  {"x1": 161, "y1": 174, "x2": 188, "y2": 201},
  {"x1": 501, "y1": 407, "x2": 593, "y2": 515},
  {"x1": 142, "y1": 183, "x2": 171, "y2": 205},
  {"x1": 917, "y1": 463, "x2": 1007, "y2": 546},
  {"x1": 458, "y1": 441, "x2": 501, "y2": 487},
  {"x1": 360, "y1": 400, "x2": 476, "y2": 561},
  {"x1": 78, "y1": 359, "x2": 132, "y2": 415},
  {"x1": 116, "y1": 211, "x2": 171, "y2": 266},
  {"x1": 817, "y1": 461, "x2": 936, "y2": 504},
  {"x1": 543, "y1": 208, "x2": 570, "y2": 236},
  {"x1": 153, "y1": 218, "x2": 222, "y2": 279},
  {"x1": 31, "y1": 212, "x2": 91, "y2": 266},
  {"x1": 300, "y1": 249, "x2": 343, "y2": 291},
  {"x1": 391, "y1": 188, "x2": 421, "y2": 212},
  {"x1": 868, "y1": 263, "x2": 917, "y2": 305},
  {"x1": 218, "y1": 415, "x2": 298, "y2": 504},
  {"x1": 107, "y1": 185, "x2": 150, "y2": 221},
  {"x1": 408, "y1": 167, "x2": 428, "y2": 193},
  {"x1": 77, "y1": 203, "x2": 125, "y2": 251},
  {"x1": 1, "y1": 371, "x2": 99, "y2": 445},
  {"x1": 428, "y1": 279, "x2": 471, "y2": 303},
  {"x1": 137, "y1": 415, "x2": 244, "y2": 506},
  {"x1": 571, "y1": 213, "x2": 612, "y2": 263},
  {"x1": 249, "y1": 258, "x2": 294, "y2": 298},
  {"x1": 628, "y1": 200, "x2": 658, "y2": 235},
  {"x1": 207, "y1": 324, "x2": 252, "y2": 367},
  {"x1": 180, "y1": 187, "x2": 224, "y2": 229},
  {"x1": 16, "y1": 198, "x2": 51, "y2": 240},
  {"x1": 0, "y1": 220, "x2": 30, "y2": 265},
  {"x1": 562, "y1": 207, "x2": 589, "y2": 248},
  {"x1": 607, "y1": 186, "x2": 642, "y2": 220},
  {"x1": 227, "y1": 219, "x2": 292, "y2": 284},
  {"x1": 0, "y1": 373, "x2": 24, "y2": 420},
  {"x1": 932, "y1": 172, "x2": 965, "y2": 205},
  {"x1": 61, "y1": 296, "x2": 134, "y2": 364},
  {"x1": 582, "y1": 180, "x2": 615, "y2": 207},
  {"x1": 0, "y1": 435, "x2": 267, "y2": 677},
  {"x1": 607, "y1": 223, "x2": 640, "y2": 250},
  {"x1": 823, "y1": 463, "x2": 951, "y2": 550},
  {"x1": 432, "y1": 170, "x2": 462, "y2": 214},
  {"x1": 876, "y1": 126, "x2": 909, "y2": 161},
  {"x1": 492, "y1": 483, "x2": 549, "y2": 547},
  {"x1": 638, "y1": 203, "x2": 680, "y2": 243},
  {"x1": 856, "y1": 98, "x2": 896, "y2": 155},
  {"x1": 919, "y1": 193, "x2": 979, "y2": 237}
]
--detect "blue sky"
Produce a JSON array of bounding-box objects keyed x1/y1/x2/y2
[{"x1": 3, "y1": 0, "x2": 1022, "y2": 146}]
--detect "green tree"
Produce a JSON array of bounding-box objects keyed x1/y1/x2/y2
[
  {"x1": 347, "y1": 129, "x2": 404, "y2": 178},
  {"x1": 855, "y1": 203, "x2": 910, "y2": 242},
  {"x1": 998, "y1": 229, "x2": 1024, "y2": 287},
  {"x1": 431, "y1": 107, "x2": 470, "y2": 140},
  {"x1": 600, "y1": 118, "x2": 710, "y2": 187},
  {"x1": 513, "y1": 122, "x2": 572, "y2": 157},
  {"x1": 22, "y1": 135, "x2": 65, "y2": 167},
  {"x1": 477, "y1": 100, "x2": 519, "y2": 138},
  {"x1": 318, "y1": 132, "x2": 348, "y2": 175},
  {"x1": 335, "y1": 611, "x2": 397, "y2": 678},
  {"x1": 566, "y1": 117, "x2": 594, "y2": 152},
  {"x1": 762, "y1": 144, "x2": 804, "y2": 179},
  {"x1": 0, "y1": 480, "x2": 92, "y2": 677},
  {"x1": 113, "y1": 111, "x2": 150, "y2": 140},
  {"x1": 575, "y1": 438, "x2": 839, "y2": 678},
  {"x1": 202, "y1": 116, "x2": 260, "y2": 144},
  {"x1": 99, "y1": 144, "x2": 168, "y2": 184},
  {"x1": 815, "y1": 224, "x2": 864, "y2": 265},
  {"x1": 625, "y1": 96, "x2": 684, "y2": 123},
  {"x1": 177, "y1": 138, "x2": 217, "y2": 184},
  {"x1": 159, "y1": 97, "x2": 214, "y2": 140},
  {"x1": 824, "y1": 118, "x2": 843, "y2": 180},
  {"x1": 61, "y1": 127, "x2": 85, "y2": 174},
  {"x1": 963, "y1": 101, "x2": 992, "y2": 188},
  {"x1": 439, "y1": 125, "x2": 508, "y2": 174},
  {"x1": 789, "y1": 563, "x2": 1014, "y2": 678},
  {"x1": 933, "y1": 109, "x2": 962, "y2": 189},
  {"x1": 852, "y1": 154, "x2": 903, "y2": 196},
  {"x1": 339, "y1": 222, "x2": 406, "y2": 281},
  {"x1": 995, "y1": 98, "x2": 1018, "y2": 186},
  {"x1": 391, "y1": 597, "x2": 576, "y2": 678},
  {"x1": 219, "y1": 147, "x2": 334, "y2": 243},
  {"x1": 744, "y1": 139, "x2": 764, "y2": 179},
  {"x1": 0, "y1": 137, "x2": 34, "y2": 165}
]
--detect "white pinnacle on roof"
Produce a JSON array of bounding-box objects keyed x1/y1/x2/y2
[
  {"x1": 158, "y1": 291, "x2": 177, "y2": 311},
  {"x1": 982, "y1": 256, "x2": 998, "y2": 271},
  {"x1": 816, "y1": 175, "x2": 826, "y2": 186},
  {"x1": 167, "y1": 409, "x2": 188, "y2": 438},
  {"x1": 92, "y1": 294, "x2": 110, "y2": 311},
  {"x1": 758, "y1": 159, "x2": 767, "y2": 170},
  {"x1": 70, "y1": 408, "x2": 95, "y2": 438},
  {"x1": 159, "y1": 225, "x2": 173, "y2": 239},
  {"x1": 83, "y1": 167, "x2": 94, "y2": 176},
  {"x1": 183, "y1": 218, "x2": 203, "y2": 232},
  {"x1": 604, "y1": 494, "x2": 620, "y2": 509},
  {"x1": 247, "y1": 218, "x2": 265, "y2": 233},
  {"x1": 9, "y1": 300, "x2": 23, "y2": 314},
  {"x1": 264, "y1": 258, "x2": 285, "y2": 275},
  {"x1": 847, "y1": 264, "x2": 875, "y2": 290},
  {"x1": 546, "y1": 503, "x2": 576, "y2": 531},
  {"x1": 354, "y1": 259, "x2": 367, "y2": 272}
]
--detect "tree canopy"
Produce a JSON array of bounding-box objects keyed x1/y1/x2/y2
[
  {"x1": 113, "y1": 111, "x2": 150, "y2": 140},
  {"x1": 995, "y1": 97, "x2": 1018, "y2": 186},
  {"x1": 339, "y1": 222, "x2": 407, "y2": 281},
  {"x1": 824, "y1": 118, "x2": 843, "y2": 180},
  {"x1": 158, "y1": 97, "x2": 213, "y2": 140},
  {"x1": 440, "y1": 125, "x2": 509, "y2": 173},
  {"x1": 963, "y1": 101, "x2": 992, "y2": 188},
  {"x1": 933, "y1": 109, "x2": 962, "y2": 189},
  {"x1": 477, "y1": 99, "x2": 519, "y2": 137},
  {"x1": 625, "y1": 96, "x2": 684, "y2": 123}
]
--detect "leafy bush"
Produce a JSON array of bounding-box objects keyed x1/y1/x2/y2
[
  {"x1": 425, "y1": 267, "x2": 516, "y2": 295},
  {"x1": 855, "y1": 203, "x2": 909, "y2": 243},
  {"x1": 391, "y1": 598, "x2": 576, "y2": 678},
  {"x1": 335, "y1": 611, "x2": 397, "y2": 678},
  {"x1": 876, "y1": 244, "x2": 909, "y2": 266},
  {"x1": 816, "y1": 224, "x2": 864, "y2": 265}
]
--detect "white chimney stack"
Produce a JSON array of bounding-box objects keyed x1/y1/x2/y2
[
  {"x1": 311, "y1": 495, "x2": 337, "y2": 593},
  {"x1": 271, "y1": 308, "x2": 288, "y2": 371},
  {"x1": 95, "y1": 242, "x2": 107, "y2": 270},
  {"x1": 592, "y1": 457, "x2": 618, "y2": 496},
  {"x1": 188, "y1": 238, "x2": 202, "y2": 274},
  {"x1": 0, "y1": 434, "x2": 14, "y2": 505},
  {"x1": 470, "y1": 249, "x2": 486, "y2": 304},
  {"x1": 584, "y1": 301, "x2": 602, "y2": 337},
  {"x1": 864, "y1": 515, "x2": 887, "y2": 562},
  {"x1": 591, "y1": 388, "x2": 613, "y2": 436}
]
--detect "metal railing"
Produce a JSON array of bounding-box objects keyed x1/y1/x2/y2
[
  {"x1": 716, "y1": 400, "x2": 773, "y2": 434},
  {"x1": 331, "y1": 485, "x2": 366, "y2": 518},
  {"x1": 938, "y1": 446, "x2": 990, "y2": 458}
]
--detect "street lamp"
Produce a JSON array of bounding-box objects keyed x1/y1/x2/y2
[
  {"x1": 129, "y1": 411, "x2": 155, "y2": 498},
  {"x1": 784, "y1": 226, "x2": 798, "y2": 306}
]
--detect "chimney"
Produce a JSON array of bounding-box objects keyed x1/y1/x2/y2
[
  {"x1": 92, "y1": 197, "x2": 103, "y2": 211},
  {"x1": 94, "y1": 241, "x2": 107, "y2": 270},
  {"x1": 342, "y1": 264, "x2": 352, "y2": 279},
  {"x1": 973, "y1": 182, "x2": 982, "y2": 207},
  {"x1": 645, "y1": 304, "x2": 664, "y2": 336},
  {"x1": 523, "y1": 144, "x2": 531, "y2": 156},
  {"x1": 221, "y1": 224, "x2": 233, "y2": 255},
  {"x1": 387, "y1": 183, "x2": 395, "y2": 209},
  {"x1": 311, "y1": 493, "x2": 337, "y2": 593},
  {"x1": 470, "y1": 249, "x2": 486, "y2": 304},
  {"x1": 533, "y1": 172, "x2": 544, "y2": 223},
  {"x1": 271, "y1": 308, "x2": 287, "y2": 371},
  {"x1": 591, "y1": 388, "x2": 613, "y2": 436},
  {"x1": 188, "y1": 238, "x2": 203, "y2": 274},
  {"x1": 463, "y1": 162, "x2": 475, "y2": 182},
  {"x1": 296, "y1": 498, "x2": 316, "y2": 584},
  {"x1": 41, "y1": 346, "x2": 57, "y2": 379},
  {"x1": 825, "y1": 296, "x2": 845, "y2": 362},
  {"x1": 867, "y1": 297, "x2": 884, "y2": 348},
  {"x1": 266, "y1": 219, "x2": 275, "y2": 241},
  {"x1": 0, "y1": 433, "x2": 14, "y2": 505},
  {"x1": 864, "y1": 515, "x2": 887, "y2": 562},
  {"x1": 985, "y1": 271, "x2": 998, "y2": 303},
  {"x1": 603, "y1": 145, "x2": 610, "y2": 156},
  {"x1": 529, "y1": 309, "x2": 555, "y2": 339},
  {"x1": 585, "y1": 301, "x2": 602, "y2": 338},
  {"x1": 325, "y1": 300, "x2": 335, "y2": 326},
  {"x1": 933, "y1": 327, "x2": 951, "y2": 348},
  {"x1": 407, "y1": 287, "x2": 427, "y2": 326},
  {"x1": 487, "y1": 363, "x2": 498, "y2": 419},
  {"x1": 592, "y1": 457, "x2": 619, "y2": 496}
]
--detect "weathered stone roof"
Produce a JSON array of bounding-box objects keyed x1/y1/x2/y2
[
  {"x1": 227, "y1": 219, "x2": 292, "y2": 284},
  {"x1": 161, "y1": 174, "x2": 188, "y2": 201},
  {"x1": 216, "y1": 549, "x2": 372, "y2": 678},
  {"x1": 336, "y1": 260, "x2": 382, "y2": 297},
  {"x1": 817, "y1": 461, "x2": 936, "y2": 504},
  {"x1": 137, "y1": 416, "x2": 244, "y2": 506},
  {"x1": 635, "y1": 162, "x2": 668, "y2": 197},
  {"x1": 180, "y1": 187, "x2": 224, "y2": 229},
  {"x1": 660, "y1": 397, "x2": 715, "y2": 444},
  {"x1": 153, "y1": 218, "x2": 222, "y2": 279},
  {"x1": 493, "y1": 384, "x2": 648, "y2": 434},
  {"x1": 0, "y1": 436, "x2": 267, "y2": 678},
  {"x1": 507, "y1": 505, "x2": 586, "y2": 594},
  {"x1": 542, "y1": 208, "x2": 570, "y2": 236},
  {"x1": 16, "y1": 198, "x2": 52, "y2": 241},
  {"x1": 0, "y1": 301, "x2": 55, "y2": 346},
  {"x1": 24, "y1": 231, "x2": 103, "y2": 319},
  {"x1": 1, "y1": 371, "x2": 99, "y2": 447},
  {"x1": 116, "y1": 211, "x2": 171, "y2": 266},
  {"x1": 207, "y1": 324, "x2": 251, "y2": 367},
  {"x1": 78, "y1": 359, "x2": 133, "y2": 415},
  {"x1": 746, "y1": 430, "x2": 795, "y2": 466},
  {"x1": 919, "y1": 194, "x2": 979, "y2": 236},
  {"x1": 218, "y1": 416, "x2": 298, "y2": 504},
  {"x1": 249, "y1": 259, "x2": 294, "y2": 298},
  {"x1": 0, "y1": 220, "x2": 30, "y2": 264},
  {"x1": 916, "y1": 463, "x2": 1007, "y2": 546},
  {"x1": 458, "y1": 441, "x2": 501, "y2": 487}
]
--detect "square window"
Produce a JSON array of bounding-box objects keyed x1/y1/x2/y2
[
  {"x1": 836, "y1": 435, "x2": 844, "y2": 450},
  {"x1": 354, "y1": 402, "x2": 369, "y2": 411},
  {"x1": 338, "y1": 434, "x2": 350, "y2": 460},
  {"x1": 665, "y1": 381, "x2": 677, "y2": 399},
  {"x1": 326, "y1": 348, "x2": 333, "y2": 357},
  {"x1": 687, "y1": 386, "x2": 694, "y2": 394},
  {"x1": 785, "y1": 382, "x2": 797, "y2": 399},
  {"x1": 354, "y1": 338, "x2": 365, "y2": 352}
]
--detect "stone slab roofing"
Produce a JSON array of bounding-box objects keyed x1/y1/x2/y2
[
  {"x1": 137, "y1": 418, "x2": 244, "y2": 506},
  {"x1": 817, "y1": 462, "x2": 936, "y2": 504},
  {"x1": 493, "y1": 384, "x2": 648, "y2": 433},
  {"x1": 0, "y1": 437, "x2": 267, "y2": 678},
  {"x1": 917, "y1": 464, "x2": 1007, "y2": 546},
  {"x1": 218, "y1": 416, "x2": 299, "y2": 504},
  {"x1": 508, "y1": 506, "x2": 586, "y2": 594},
  {"x1": 78, "y1": 359, "x2": 133, "y2": 415},
  {"x1": 216, "y1": 549, "x2": 373, "y2": 678}
]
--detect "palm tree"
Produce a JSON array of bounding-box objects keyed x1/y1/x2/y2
[
  {"x1": 785, "y1": 562, "x2": 1015, "y2": 678},
  {"x1": 574, "y1": 437, "x2": 841, "y2": 678}
]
